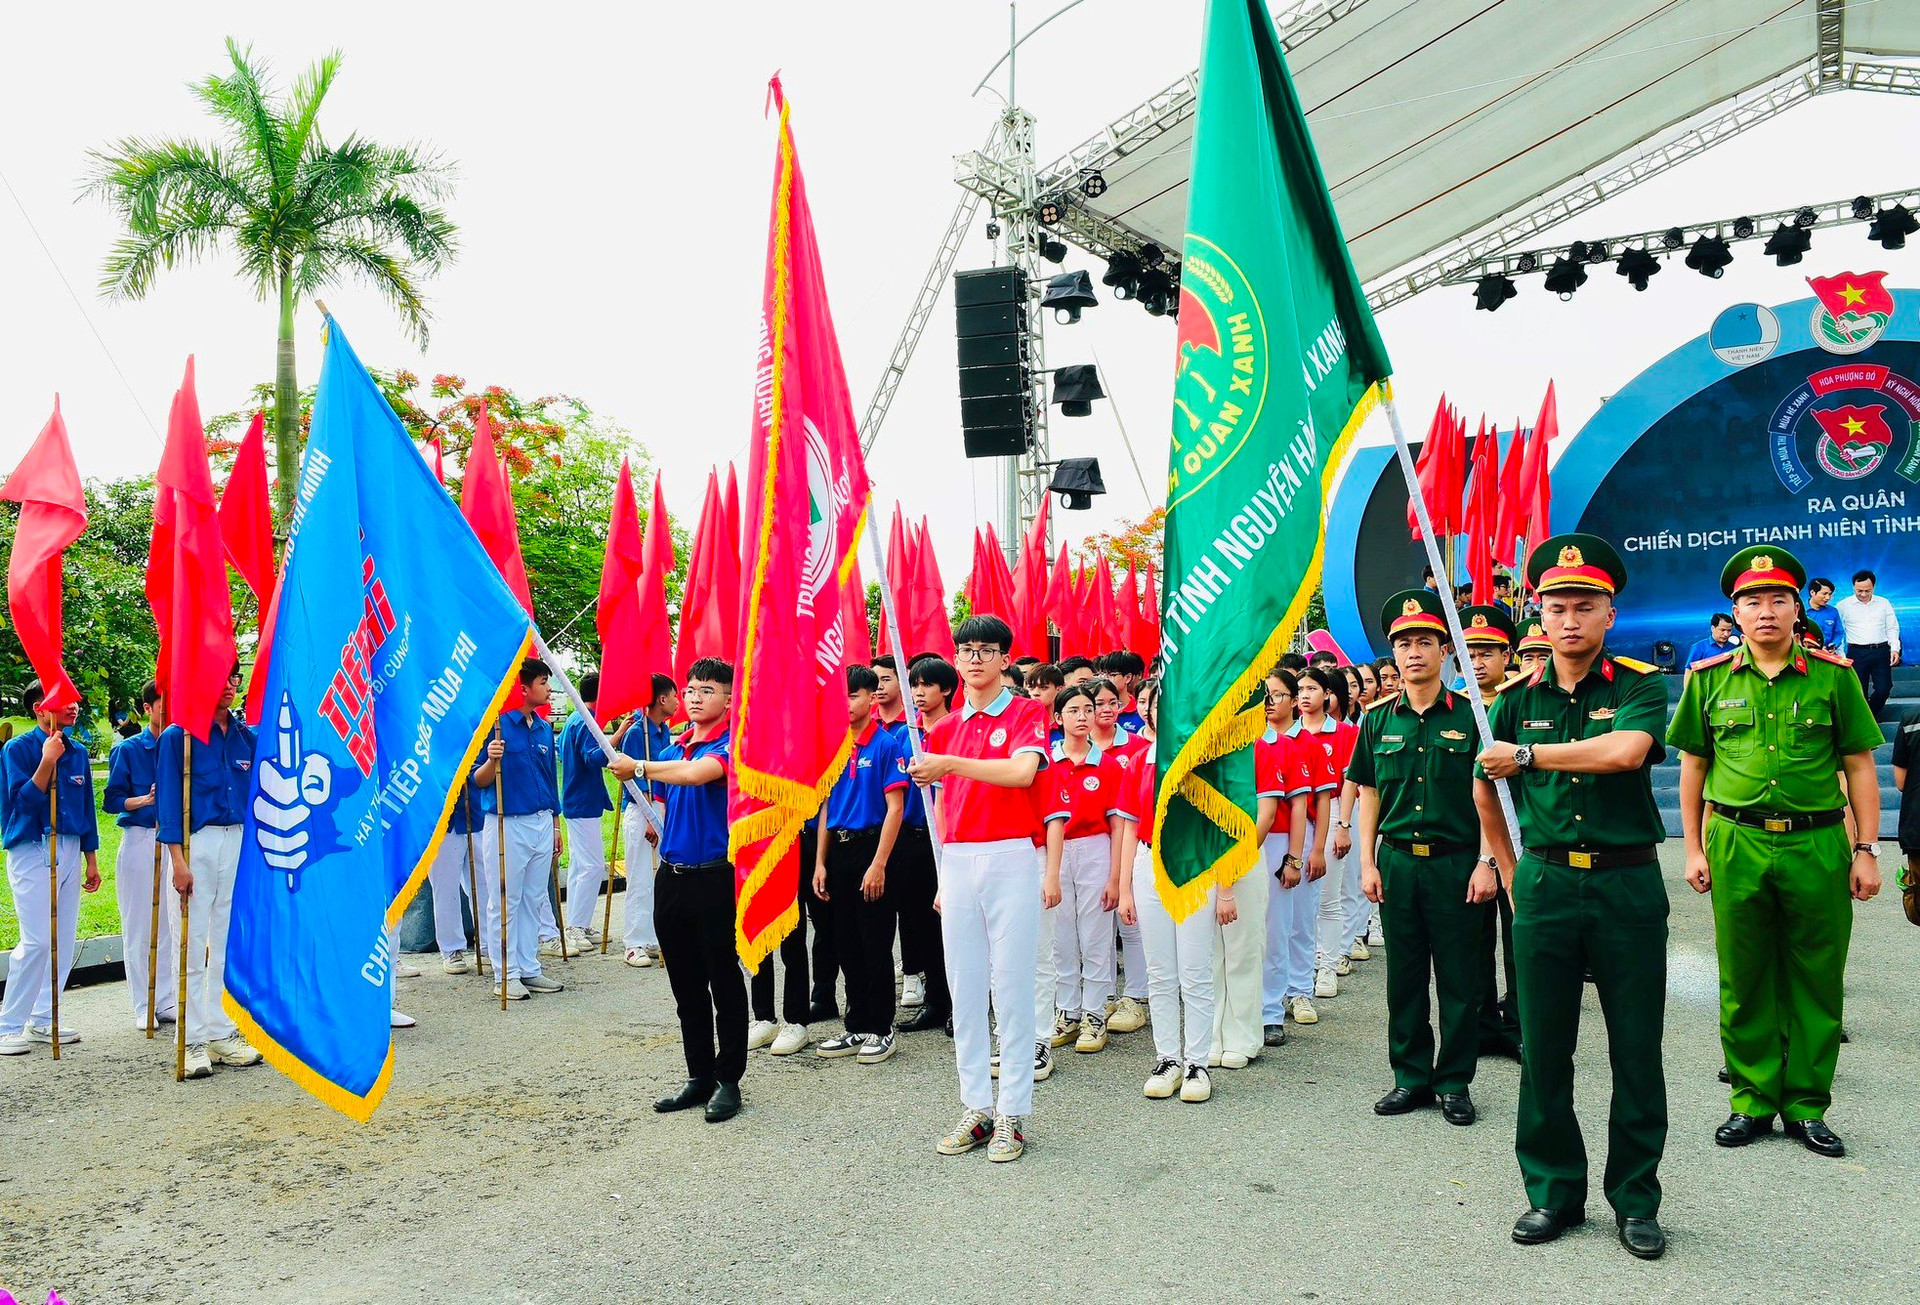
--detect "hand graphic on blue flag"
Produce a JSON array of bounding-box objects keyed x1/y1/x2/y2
[{"x1": 252, "y1": 693, "x2": 335, "y2": 891}]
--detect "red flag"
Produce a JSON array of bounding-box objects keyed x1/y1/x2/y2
[
  {"x1": 674, "y1": 470, "x2": 738, "y2": 681},
  {"x1": 428, "y1": 436, "x2": 446, "y2": 486},
  {"x1": 1137, "y1": 561, "x2": 1162, "y2": 665},
  {"x1": 1806, "y1": 271, "x2": 1895, "y2": 321},
  {"x1": 1464, "y1": 418, "x2": 1498, "y2": 603},
  {"x1": 875, "y1": 503, "x2": 911, "y2": 656},
  {"x1": 1493, "y1": 419, "x2": 1527, "y2": 567},
  {"x1": 218, "y1": 411, "x2": 276, "y2": 611},
  {"x1": 1046, "y1": 542, "x2": 1077, "y2": 658},
  {"x1": 1406, "y1": 396, "x2": 1453, "y2": 539},
  {"x1": 1, "y1": 399, "x2": 88, "y2": 712},
  {"x1": 1519, "y1": 381, "x2": 1558, "y2": 546},
  {"x1": 840, "y1": 558, "x2": 873, "y2": 670},
  {"x1": 722, "y1": 462, "x2": 742, "y2": 567},
  {"x1": 1121, "y1": 560, "x2": 1143, "y2": 653},
  {"x1": 146, "y1": 359, "x2": 237, "y2": 741},
  {"x1": 730, "y1": 77, "x2": 875, "y2": 969},
  {"x1": 595, "y1": 458, "x2": 654, "y2": 720},
  {"x1": 982, "y1": 524, "x2": 1018, "y2": 629},
  {"x1": 965, "y1": 528, "x2": 987, "y2": 614},
  {"x1": 1093, "y1": 553, "x2": 1123, "y2": 655},
  {"x1": 1011, "y1": 495, "x2": 1051, "y2": 657},
  {"x1": 1810, "y1": 404, "x2": 1896, "y2": 473},
  {"x1": 460, "y1": 408, "x2": 534, "y2": 616},
  {"x1": 911, "y1": 519, "x2": 956, "y2": 661},
  {"x1": 637, "y1": 470, "x2": 676, "y2": 684}
]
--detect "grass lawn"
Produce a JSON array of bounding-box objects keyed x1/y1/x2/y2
[{"x1": 0, "y1": 769, "x2": 127, "y2": 951}]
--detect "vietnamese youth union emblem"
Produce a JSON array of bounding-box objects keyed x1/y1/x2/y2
[
  {"x1": 1806, "y1": 271, "x2": 1894, "y2": 356},
  {"x1": 1169, "y1": 235, "x2": 1268, "y2": 505},
  {"x1": 1082, "y1": 775, "x2": 1100, "y2": 791},
  {"x1": 988, "y1": 728, "x2": 1008, "y2": 748}
]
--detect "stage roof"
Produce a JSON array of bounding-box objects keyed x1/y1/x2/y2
[{"x1": 1020, "y1": 0, "x2": 1920, "y2": 296}]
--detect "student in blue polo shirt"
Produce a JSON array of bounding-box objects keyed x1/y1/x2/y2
[
  {"x1": 425, "y1": 781, "x2": 484, "y2": 975},
  {"x1": 104, "y1": 680, "x2": 175, "y2": 1031},
  {"x1": 617, "y1": 673, "x2": 678, "y2": 968},
  {"x1": 814, "y1": 665, "x2": 910, "y2": 1065},
  {"x1": 472, "y1": 658, "x2": 567, "y2": 1002},
  {"x1": 558, "y1": 671, "x2": 638, "y2": 953},
  {"x1": 635, "y1": 658, "x2": 746, "y2": 1124},
  {"x1": 158, "y1": 663, "x2": 263, "y2": 1079},
  {"x1": 894, "y1": 656, "x2": 957, "y2": 1034},
  {"x1": 0, "y1": 680, "x2": 103, "y2": 1057}
]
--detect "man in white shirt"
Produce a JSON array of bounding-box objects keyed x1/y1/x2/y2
[{"x1": 1835, "y1": 569, "x2": 1901, "y2": 715}]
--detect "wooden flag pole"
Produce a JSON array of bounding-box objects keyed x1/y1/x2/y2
[
  {"x1": 176, "y1": 735, "x2": 192, "y2": 1082},
  {"x1": 600, "y1": 776, "x2": 620, "y2": 955},
  {"x1": 462, "y1": 788, "x2": 483, "y2": 981},
  {"x1": 550, "y1": 839, "x2": 571, "y2": 962},
  {"x1": 495, "y1": 725, "x2": 509, "y2": 1010},
  {"x1": 47, "y1": 767, "x2": 60, "y2": 1062},
  {"x1": 146, "y1": 820, "x2": 162, "y2": 1038}
]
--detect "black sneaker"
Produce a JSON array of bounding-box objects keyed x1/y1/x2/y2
[
  {"x1": 1263, "y1": 1022, "x2": 1287, "y2": 1046},
  {"x1": 1033, "y1": 1040, "x2": 1053, "y2": 1082},
  {"x1": 857, "y1": 1031, "x2": 897, "y2": 1064},
  {"x1": 816, "y1": 1032, "x2": 868, "y2": 1059}
]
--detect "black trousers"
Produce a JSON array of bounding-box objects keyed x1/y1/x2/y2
[
  {"x1": 751, "y1": 824, "x2": 827, "y2": 1024},
  {"x1": 656, "y1": 861, "x2": 748, "y2": 1085},
  {"x1": 1853, "y1": 643, "x2": 1893, "y2": 716},
  {"x1": 891, "y1": 823, "x2": 951, "y2": 1018},
  {"x1": 826, "y1": 828, "x2": 899, "y2": 1036}
]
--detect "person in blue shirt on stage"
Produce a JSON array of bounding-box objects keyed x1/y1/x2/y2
[
  {"x1": 472, "y1": 658, "x2": 568, "y2": 1002},
  {"x1": 0, "y1": 681, "x2": 103, "y2": 1057},
  {"x1": 814, "y1": 665, "x2": 910, "y2": 1066},
  {"x1": 104, "y1": 680, "x2": 174, "y2": 1031},
  {"x1": 1805, "y1": 577, "x2": 1844, "y2": 650},
  {"x1": 557, "y1": 671, "x2": 638, "y2": 953},
  {"x1": 156, "y1": 663, "x2": 263, "y2": 1079},
  {"x1": 636, "y1": 658, "x2": 746, "y2": 1124},
  {"x1": 893, "y1": 656, "x2": 956, "y2": 1034},
  {"x1": 616, "y1": 673, "x2": 678, "y2": 969},
  {"x1": 1684, "y1": 612, "x2": 1741, "y2": 668}
]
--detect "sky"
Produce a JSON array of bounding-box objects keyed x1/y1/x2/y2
[{"x1": 6, "y1": 1, "x2": 1920, "y2": 587}]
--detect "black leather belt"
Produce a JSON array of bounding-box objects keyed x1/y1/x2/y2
[
  {"x1": 662, "y1": 858, "x2": 731, "y2": 875},
  {"x1": 1715, "y1": 807, "x2": 1845, "y2": 833},
  {"x1": 1384, "y1": 837, "x2": 1473, "y2": 858},
  {"x1": 1534, "y1": 846, "x2": 1656, "y2": 869},
  {"x1": 829, "y1": 826, "x2": 881, "y2": 843}
]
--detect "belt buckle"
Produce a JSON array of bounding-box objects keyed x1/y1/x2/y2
[
  {"x1": 1763, "y1": 817, "x2": 1790, "y2": 833},
  {"x1": 1568, "y1": 850, "x2": 1593, "y2": 869},
  {"x1": 1411, "y1": 843, "x2": 1430, "y2": 857}
]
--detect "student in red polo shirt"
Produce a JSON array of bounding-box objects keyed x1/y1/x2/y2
[
  {"x1": 908, "y1": 615, "x2": 1051, "y2": 1164},
  {"x1": 1089, "y1": 675, "x2": 1150, "y2": 1031},
  {"x1": 1041, "y1": 683, "x2": 1126, "y2": 1055}
]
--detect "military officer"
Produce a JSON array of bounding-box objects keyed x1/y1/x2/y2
[
  {"x1": 1460, "y1": 604, "x2": 1522, "y2": 1060},
  {"x1": 1351, "y1": 590, "x2": 1499, "y2": 1127},
  {"x1": 1515, "y1": 621, "x2": 1551, "y2": 674},
  {"x1": 1668, "y1": 546, "x2": 1882, "y2": 1158},
  {"x1": 1475, "y1": 534, "x2": 1671, "y2": 1261}
]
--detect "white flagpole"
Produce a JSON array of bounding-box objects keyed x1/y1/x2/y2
[{"x1": 528, "y1": 629, "x2": 664, "y2": 840}]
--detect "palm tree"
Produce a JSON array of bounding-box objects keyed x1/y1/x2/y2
[{"x1": 87, "y1": 39, "x2": 457, "y2": 522}]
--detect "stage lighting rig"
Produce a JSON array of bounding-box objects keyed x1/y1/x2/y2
[
  {"x1": 1103, "y1": 250, "x2": 1142, "y2": 300},
  {"x1": 985, "y1": 219, "x2": 1001, "y2": 241},
  {"x1": 1051, "y1": 365, "x2": 1105, "y2": 416},
  {"x1": 1852, "y1": 195, "x2": 1876, "y2": 220},
  {"x1": 1040, "y1": 236, "x2": 1068, "y2": 264},
  {"x1": 1685, "y1": 234, "x2": 1732, "y2": 278},
  {"x1": 1036, "y1": 195, "x2": 1064, "y2": 226},
  {"x1": 1042, "y1": 270, "x2": 1099, "y2": 324},
  {"x1": 1871, "y1": 203, "x2": 1918, "y2": 250},
  {"x1": 1794, "y1": 207, "x2": 1818, "y2": 228},
  {"x1": 1732, "y1": 215, "x2": 1756, "y2": 239},
  {"x1": 1136, "y1": 267, "x2": 1174, "y2": 316},
  {"x1": 1616, "y1": 247, "x2": 1661, "y2": 290},
  {"x1": 1544, "y1": 255, "x2": 1588, "y2": 300},
  {"x1": 1515, "y1": 251, "x2": 1538, "y2": 273},
  {"x1": 1662, "y1": 227, "x2": 1686, "y2": 250},
  {"x1": 1137, "y1": 243, "x2": 1166, "y2": 268},
  {"x1": 1764, "y1": 222, "x2": 1812, "y2": 266},
  {"x1": 1079, "y1": 170, "x2": 1107, "y2": 199},
  {"x1": 1473, "y1": 274, "x2": 1517, "y2": 311}
]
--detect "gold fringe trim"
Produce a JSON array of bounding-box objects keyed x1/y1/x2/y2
[
  {"x1": 223, "y1": 990, "x2": 393, "y2": 1123},
  {"x1": 732, "y1": 729, "x2": 854, "y2": 970}
]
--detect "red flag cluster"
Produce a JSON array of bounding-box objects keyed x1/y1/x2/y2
[
  {"x1": 1407, "y1": 381, "x2": 1560, "y2": 597},
  {"x1": 1, "y1": 400, "x2": 88, "y2": 712}
]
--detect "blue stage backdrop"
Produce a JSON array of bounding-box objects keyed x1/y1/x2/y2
[{"x1": 1327, "y1": 285, "x2": 1920, "y2": 663}]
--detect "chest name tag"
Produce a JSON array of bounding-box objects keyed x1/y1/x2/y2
[
  {"x1": 1381, "y1": 734, "x2": 1404, "y2": 743},
  {"x1": 1717, "y1": 698, "x2": 1746, "y2": 710},
  {"x1": 1522, "y1": 719, "x2": 1554, "y2": 731}
]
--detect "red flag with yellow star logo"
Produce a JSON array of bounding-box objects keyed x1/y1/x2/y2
[
  {"x1": 1810, "y1": 403, "x2": 1894, "y2": 475},
  {"x1": 1806, "y1": 271, "x2": 1894, "y2": 321}
]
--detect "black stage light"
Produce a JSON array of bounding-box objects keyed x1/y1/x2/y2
[
  {"x1": 1584, "y1": 240, "x2": 1610, "y2": 264},
  {"x1": 1049, "y1": 457, "x2": 1106, "y2": 510},
  {"x1": 1080, "y1": 170, "x2": 1107, "y2": 198},
  {"x1": 1051, "y1": 364, "x2": 1106, "y2": 417},
  {"x1": 1662, "y1": 227, "x2": 1686, "y2": 250},
  {"x1": 1568, "y1": 240, "x2": 1590, "y2": 263},
  {"x1": 1041, "y1": 270, "x2": 1099, "y2": 324},
  {"x1": 1543, "y1": 255, "x2": 1588, "y2": 300},
  {"x1": 1732, "y1": 215, "x2": 1756, "y2": 239},
  {"x1": 1474, "y1": 273, "x2": 1517, "y2": 311},
  {"x1": 1852, "y1": 195, "x2": 1876, "y2": 221},
  {"x1": 1764, "y1": 222, "x2": 1812, "y2": 266},
  {"x1": 1685, "y1": 234, "x2": 1732, "y2": 278},
  {"x1": 1036, "y1": 195, "x2": 1064, "y2": 226},
  {"x1": 1794, "y1": 206, "x2": 1818, "y2": 228},
  {"x1": 1870, "y1": 202, "x2": 1918, "y2": 250},
  {"x1": 1616, "y1": 247, "x2": 1661, "y2": 290},
  {"x1": 1040, "y1": 236, "x2": 1068, "y2": 264},
  {"x1": 1136, "y1": 267, "x2": 1174, "y2": 316},
  {"x1": 1137, "y1": 242, "x2": 1165, "y2": 268},
  {"x1": 1103, "y1": 250, "x2": 1142, "y2": 300},
  {"x1": 985, "y1": 219, "x2": 1001, "y2": 240},
  {"x1": 1516, "y1": 251, "x2": 1539, "y2": 273}
]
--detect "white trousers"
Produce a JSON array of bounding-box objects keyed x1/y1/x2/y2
[
  {"x1": 480, "y1": 814, "x2": 553, "y2": 980},
  {"x1": 1316, "y1": 841, "x2": 1354, "y2": 968},
  {"x1": 1211, "y1": 837, "x2": 1272, "y2": 1060},
  {"x1": 1116, "y1": 915, "x2": 1147, "y2": 1001},
  {"x1": 1132, "y1": 846, "x2": 1215, "y2": 1066},
  {"x1": 943, "y1": 839, "x2": 1041, "y2": 1119},
  {"x1": 621, "y1": 804, "x2": 662, "y2": 950},
  {"x1": 113, "y1": 825, "x2": 177, "y2": 1023},
  {"x1": 1053, "y1": 834, "x2": 1116, "y2": 1017},
  {"x1": 0, "y1": 836, "x2": 83, "y2": 1036},
  {"x1": 564, "y1": 815, "x2": 608, "y2": 931},
  {"x1": 1265, "y1": 824, "x2": 1321, "y2": 1018},
  {"x1": 427, "y1": 828, "x2": 479, "y2": 954},
  {"x1": 164, "y1": 824, "x2": 243, "y2": 1047}
]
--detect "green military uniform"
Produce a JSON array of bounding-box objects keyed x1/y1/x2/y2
[
  {"x1": 1349, "y1": 590, "x2": 1494, "y2": 1099},
  {"x1": 1482, "y1": 535, "x2": 1671, "y2": 1221},
  {"x1": 1667, "y1": 546, "x2": 1881, "y2": 1126},
  {"x1": 1461, "y1": 604, "x2": 1522, "y2": 1057}
]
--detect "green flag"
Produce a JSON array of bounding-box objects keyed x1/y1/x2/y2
[{"x1": 1154, "y1": 0, "x2": 1392, "y2": 917}]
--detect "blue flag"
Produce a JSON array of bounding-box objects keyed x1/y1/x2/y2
[{"x1": 223, "y1": 317, "x2": 532, "y2": 1120}]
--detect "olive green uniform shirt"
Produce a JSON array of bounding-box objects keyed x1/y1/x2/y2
[
  {"x1": 1666, "y1": 644, "x2": 1882, "y2": 811},
  {"x1": 1481, "y1": 652, "x2": 1669, "y2": 849},
  {"x1": 1348, "y1": 689, "x2": 1481, "y2": 845}
]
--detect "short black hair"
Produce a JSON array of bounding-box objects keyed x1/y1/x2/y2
[
  {"x1": 141, "y1": 680, "x2": 162, "y2": 708},
  {"x1": 688, "y1": 657, "x2": 734, "y2": 688},
  {"x1": 519, "y1": 657, "x2": 552, "y2": 686},
  {"x1": 1853, "y1": 569, "x2": 1876, "y2": 585},
  {"x1": 1710, "y1": 612, "x2": 1732, "y2": 628},
  {"x1": 1054, "y1": 682, "x2": 1099, "y2": 718},
  {"x1": 1026, "y1": 662, "x2": 1065, "y2": 690},
  {"x1": 1276, "y1": 651, "x2": 1307, "y2": 672},
  {"x1": 1809, "y1": 576, "x2": 1834, "y2": 593},
  {"x1": 1374, "y1": 656, "x2": 1397, "y2": 673},
  {"x1": 953, "y1": 614, "x2": 1014, "y2": 653},
  {"x1": 1266, "y1": 666, "x2": 1299, "y2": 697},
  {"x1": 1012, "y1": 656, "x2": 1042, "y2": 671},
  {"x1": 1003, "y1": 662, "x2": 1026, "y2": 689},
  {"x1": 907, "y1": 657, "x2": 958, "y2": 704},
  {"x1": 21, "y1": 680, "x2": 45, "y2": 714},
  {"x1": 870, "y1": 654, "x2": 898, "y2": 674},
  {"x1": 1308, "y1": 650, "x2": 1337, "y2": 667},
  {"x1": 1056, "y1": 655, "x2": 1095, "y2": 678},
  {"x1": 576, "y1": 671, "x2": 600, "y2": 702},
  {"x1": 846, "y1": 664, "x2": 880, "y2": 694},
  {"x1": 650, "y1": 673, "x2": 677, "y2": 705},
  {"x1": 1103, "y1": 650, "x2": 1146, "y2": 677},
  {"x1": 1310, "y1": 666, "x2": 1351, "y2": 718},
  {"x1": 1137, "y1": 676, "x2": 1161, "y2": 726}
]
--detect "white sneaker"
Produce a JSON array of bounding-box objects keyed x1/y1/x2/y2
[
  {"x1": 495, "y1": 979, "x2": 530, "y2": 1001},
  {"x1": 1180, "y1": 1063, "x2": 1213, "y2": 1103},
  {"x1": 393, "y1": 958, "x2": 423, "y2": 979},
  {"x1": 564, "y1": 927, "x2": 594, "y2": 953},
  {"x1": 538, "y1": 936, "x2": 568, "y2": 959},
  {"x1": 901, "y1": 973, "x2": 926, "y2": 1008},
  {"x1": 522, "y1": 973, "x2": 564, "y2": 994},
  {"x1": 390, "y1": 1011, "x2": 417, "y2": 1029},
  {"x1": 0, "y1": 1032, "x2": 31, "y2": 1056},
  {"x1": 748, "y1": 1019, "x2": 779, "y2": 1051},
  {"x1": 1107, "y1": 995, "x2": 1148, "y2": 1033},
  {"x1": 28, "y1": 1023, "x2": 80, "y2": 1045},
  {"x1": 1290, "y1": 996, "x2": 1319, "y2": 1026},
  {"x1": 1349, "y1": 939, "x2": 1372, "y2": 961},
  {"x1": 1335, "y1": 955, "x2": 1353, "y2": 977},
  {"x1": 769, "y1": 1023, "x2": 809, "y2": 1056},
  {"x1": 1219, "y1": 1050, "x2": 1250, "y2": 1070},
  {"x1": 1367, "y1": 919, "x2": 1384, "y2": 948},
  {"x1": 624, "y1": 947, "x2": 654, "y2": 968},
  {"x1": 1314, "y1": 968, "x2": 1339, "y2": 999},
  {"x1": 477, "y1": 954, "x2": 493, "y2": 976},
  {"x1": 442, "y1": 949, "x2": 473, "y2": 975},
  {"x1": 183, "y1": 1044, "x2": 213, "y2": 1079},
  {"x1": 208, "y1": 1035, "x2": 262, "y2": 1066},
  {"x1": 1144, "y1": 1056, "x2": 1182, "y2": 1099}
]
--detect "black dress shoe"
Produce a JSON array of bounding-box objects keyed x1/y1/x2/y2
[
  {"x1": 653, "y1": 1078, "x2": 716, "y2": 1113},
  {"x1": 704, "y1": 1081, "x2": 742, "y2": 1123},
  {"x1": 1511, "y1": 1206, "x2": 1586, "y2": 1245},
  {"x1": 1717, "y1": 1066, "x2": 1730, "y2": 1084},
  {"x1": 1439, "y1": 1092, "x2": 1477, "y2": 1126},
  {"x1": 1713, "y1": 1112, "x2": 1772, "y2": 1147},
  {"x1": 898, "y1": 1006, "x2": 951, "y2": 1034},
  {"x1": 1617, "y1": 1217, "x2": 1666, "y2": 1260},
  {"x1": 1784, "y1": 1117, "x2": 1845, "y2": 1157},
  {"x1": 1373, "y1": 1086, "x2": 1435, "y2": 1115}
]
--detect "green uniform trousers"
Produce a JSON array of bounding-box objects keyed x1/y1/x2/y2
[
  {"x1": 1706, "y1": 818, "x2": 1852, "y2": 1121},
  {"x1": 1378, "y1": 846, "x2": 1492, "y2": 1095},
  {"x1": 1477, "y1": 887, "x2": 1521, "y2": 1052},
  {"x1": 1512, "y1": 852, "x2": 1668, "y2": 1219}
]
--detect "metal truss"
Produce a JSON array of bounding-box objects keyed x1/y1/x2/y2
[
  {"x1": 1817, "y1": 0, "x2": 1845, "y2": 87},
  {"x1": 1844, "y1": 60, "x2": 1920, "y2": 96}
]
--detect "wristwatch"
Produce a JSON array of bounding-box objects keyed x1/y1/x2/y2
[
  {"x1": 1478, "y1": 854, "x2": 1499, "y2": 870},
  {"x1": 1334, "y1": 819, "x2": 1352, "y2": 830},
  {"x1": 1854, "y1": 842, "x2": 1881, "y2": 857},
  {"x1": 1513, "y1": 744, "x2": 1536, "y2": 771}
]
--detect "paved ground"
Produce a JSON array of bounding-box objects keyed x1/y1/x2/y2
[{"x1": 3, "y1": 847, "x2": 1916, "y2": 1304}]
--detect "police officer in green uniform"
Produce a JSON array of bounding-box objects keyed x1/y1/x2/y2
[
  {"x1": 1351, "y1": 590, "x2": 1499, "y2": 1127},
  {"x1": 1460, "y1": 604, "x2": 1523, "y2": 1060},
  {"x1": 1668, "y1": 545, "x2": 1884, "y2": 1158},
  {"x1": 1475, "y1": 534, "x2": 1671, "y2": 1261}
]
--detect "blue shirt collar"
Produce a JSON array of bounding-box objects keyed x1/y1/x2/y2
[
  {"x1": 960, "y1": 687, "x2": 1016, "y2": 720},
  {"x1": 1260, "y1": 725, "x2": 1280, "y2": 744},
  {"x1": 1051, "y1": 737, "x2": 1104, "y2": 765}
]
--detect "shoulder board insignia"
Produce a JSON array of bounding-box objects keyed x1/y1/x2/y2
[
  {"x1": 1365, "y1": 693, "x2": 1402, "y2": 712},
  {"x1": 1497, "y1": 668, "x2": 1531, "y2": 691},
  {"x1": 1688, "y1": 650, "x2": 1738, "y2": 672},
  {"x1": 1808, "y1": 646, "x2": 1853, "y2": 667},
  {"x1": 1612, "y1": 655, "x2": 1660, "y2": 674}
]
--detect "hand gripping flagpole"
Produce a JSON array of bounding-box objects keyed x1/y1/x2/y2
[
  {"x1": 1382, "y1": 393, "x2": 1524, "y2": 871},
  {"x1": 860, "y1": 497, "x2": 944, "y2": 867}
]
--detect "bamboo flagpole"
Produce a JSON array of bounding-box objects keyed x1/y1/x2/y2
[
  {"x1": 146, "y1": 818, "x2": 162, "y2": 1037},
  {"x1": 495, "y1": 724, "x2": 509, "y2": 1010},
  {"x1": 175, "y1": 735, "x2": 192, "y2": 1082},
  {"x1": 549, "y1": 837, "x2": 571, "y2": 962},
  {"x1": 47, "y1": 761, "x2": 60, "y2": 1062},
  {"x1": 463, "y1": 788, "x2": 484, "y2": 980},
  {"x1": 600, "y1": 779, "x2": 620, "y2": 955}
]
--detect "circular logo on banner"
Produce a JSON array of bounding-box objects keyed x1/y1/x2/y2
[
  {"x1": 1767, "y1": 362, "x2": 1920, "y2": 493},
  {"x1": 1169, "y1": 234, "x2": 1268, "y2": 507},
  {"x1": 1710, "y1": 304, "x2": 1780, "y2": 367},
  {"x1": 988, "y1": 727, "x2": 1007, "y2": 748}
]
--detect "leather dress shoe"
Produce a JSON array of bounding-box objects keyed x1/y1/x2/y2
[
  {"x1": 1373, "y1": 1086, "x2": 1435, "y2": 1115},
  {"x1": 1439, "y1": 1092, "x2": 1477, "y2": 1126},
  {"x1": 808, "y1": 1000, "x2": 840, "y2": 1024},
  {"x1": 1617, "y1": 1217, "x2": 1666, "y2": 1260},
  {"x1": 653, "y1": 1078, "x2": 716, "y2": 1113},
  {"x1": 1713, "y1": 1112, "x2": 1772, "y2": 1147},
  {"x1": 1717, "y1": 1066, "x2": 1731, "y2": 1084},
  {"x1": 1784, "y1": 1117, "x2": 1845, "y2": 1157},
  {"x1": 1511, "y1": 1206, "x2": 1586, "y2": 1245},
  {"x1": 704, "y1": 1081, "x2": 742, "y2": 1123},
  {"x1": 898, "y1": 1006, "x2": 951, "y2": 1034}
]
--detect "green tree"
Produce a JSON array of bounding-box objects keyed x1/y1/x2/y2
[{"x1": 86, "y1": 39, "x2": 458, "y2": 524}]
